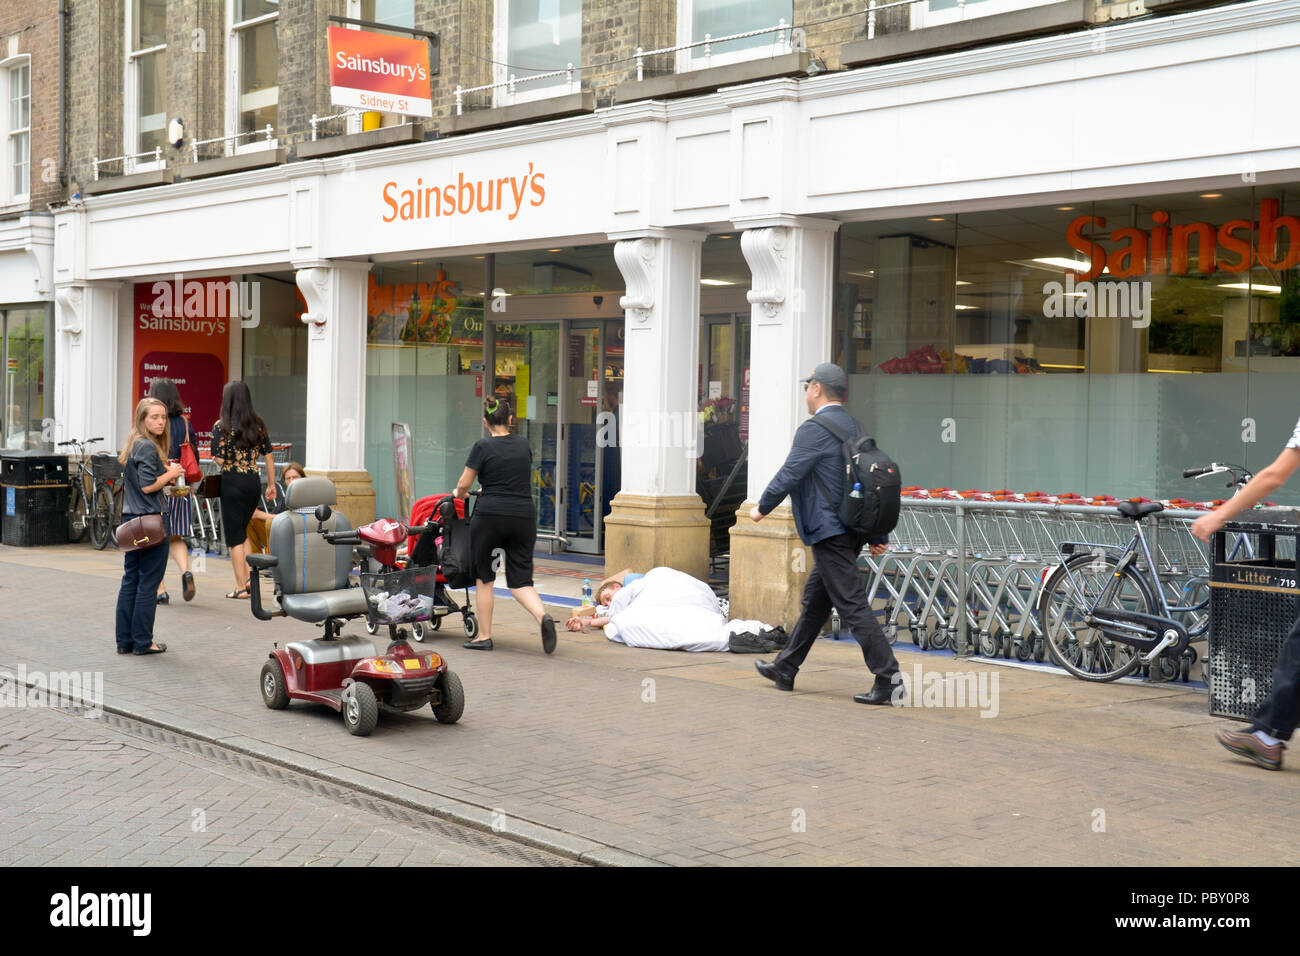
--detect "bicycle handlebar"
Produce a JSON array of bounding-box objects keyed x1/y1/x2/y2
[{"x1": 1182, "y1": 465, "x2": 1213, "y2": 478}]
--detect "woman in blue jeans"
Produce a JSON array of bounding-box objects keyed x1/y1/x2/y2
[{"x1": 115, "y1": 398, "x2": 184, "y2": 655}]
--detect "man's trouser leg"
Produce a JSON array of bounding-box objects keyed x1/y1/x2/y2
[
  {"x1": 1250, "y1": 611, "x2": 1300, "y2": 740},
  {"x1": 773, "y1": 556, "x2": 834, "y2": 681},
  {"x1": 813, "y1": 533, "x2": 900, "y2": 679}
]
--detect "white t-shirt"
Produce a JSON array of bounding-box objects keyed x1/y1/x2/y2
[{"x1": 1290, "y1": 416, "x2": 1300, "y2": 449}]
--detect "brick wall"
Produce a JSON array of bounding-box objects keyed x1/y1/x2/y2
[{"x1": 0, "y1": 3, "x2": 63, "y2": 210}]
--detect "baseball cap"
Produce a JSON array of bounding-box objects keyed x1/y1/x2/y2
[{"x1": 800, "y1": 362, "x2": 847, "y2": 391}]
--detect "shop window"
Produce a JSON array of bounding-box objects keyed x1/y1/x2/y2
[
  {"x1": 1, "y1": 58, "x2": 29, "y2": 203},
  {"x1": 492, "y1": 0, "x2": 582, "y2": 106},
  {"x1": 227, "y1": 0, "x2": 279, "y2": 152},
  {"x1": 911, "y1": 0, "x2": 1062, "y2": 30},
  {"x1": 125, "y1": 0, "x2": 166, "y2": 172},
  {"x1": 241, "y1": 273, "x2": 306, "y2": 461},
  {"x1": 676, "y1": 0, "x2": 793, "y2": 71},
  {"x1": 3, "y1": 307, "x2": 48, "y2": 450}
]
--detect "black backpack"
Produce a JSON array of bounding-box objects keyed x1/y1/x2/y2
[{"x1": 809, "y1": 416, "x2": 902, "y2": 539}]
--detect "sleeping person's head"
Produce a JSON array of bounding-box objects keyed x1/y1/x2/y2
[{"x1": 597, "y1": 581, "x2": 622, "y2": 606}]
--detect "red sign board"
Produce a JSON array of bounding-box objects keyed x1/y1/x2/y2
[{"x1": 328, "y1": 26, "x2": 432, "y2": 118}]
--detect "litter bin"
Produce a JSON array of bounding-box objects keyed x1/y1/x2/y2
[
  {"x1": 1208, "y1": 509, "x2": 1300, "y2": 720},
  {"x1": 0, "y1": 450, "x2": 70, "y2": 547}
]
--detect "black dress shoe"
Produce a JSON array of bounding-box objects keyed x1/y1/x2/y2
[
  {"x1": 754, "y1": 659, "x2": 794, "y2": 692},
  {"x1": 854, "y1": 673, "x2": 904, "y2": 706},
  {"x1": 156, "y1": 592, "x2": 170, "y2": 605},
  {"x1": 116, "y1": 647, "x2": 132, "y2": 654},
  {"x1": 541, "y1": 614, "x2": 557, "y2": 655},
  {"x1": 462, "y1": 638, "x2": 493, "y2": 651},
  {"x1": 133, "y1": 642, "x2": 167, "y2": 656},
  {"x1": 182, "y1": 571, "x2": 196, "y2": 602}
]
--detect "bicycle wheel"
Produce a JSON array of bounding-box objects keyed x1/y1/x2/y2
[
  {"x1": 90, "y1": 484, "x2": 115, "y2": 550},
  {"x1": 1037, "y1": 554, "x2": 1153, "y2": 682},
  {"x1": 67, "y1": 479, "x2": 89, "y2": 543}
]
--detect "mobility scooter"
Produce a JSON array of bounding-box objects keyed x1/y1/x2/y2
[{"x1": 246, "y1": 476, "x2": 465, "y2": 736}]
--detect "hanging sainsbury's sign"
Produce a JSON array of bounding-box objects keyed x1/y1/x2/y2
[{"x1": 328, "y1": 26, "x2": 432, "y2": 118}]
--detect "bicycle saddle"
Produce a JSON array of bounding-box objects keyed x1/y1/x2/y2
[{"x1": 1116, "y1": 500, "x2": 1164, "y2": 519}]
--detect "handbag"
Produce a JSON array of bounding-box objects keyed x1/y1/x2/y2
[
  {"x1": 115, "y1": 513, "x2": 167, "y2": 552},
  {"x1": 115, "y1": 455, "x2": 168, "y2": 551},
  {"x1": 197, "y1": 473, "x2": 222, "y2": 498},
  {"x1": 180, "y1": 422, "x2": 203, "y2": 484}
]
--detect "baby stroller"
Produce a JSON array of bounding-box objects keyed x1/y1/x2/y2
[{"x1": 403, "y1": 492, "x2": 478, "y2": 642}]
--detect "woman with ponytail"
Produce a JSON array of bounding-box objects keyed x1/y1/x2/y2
[{"x1": 453, "y1": 396, "x2": 557, "y2": 654}]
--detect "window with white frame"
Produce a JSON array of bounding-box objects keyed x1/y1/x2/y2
[
  {"x1": 676, "y1": 0, "x2": 793, "y2": 71},
  {"x1": 910, "y1": 0, "x2": 1061, "y2": 29},
  {"x1": 492, "y1": 0, "x2": 582, "y2": 106},
  {"x1": 228, "y1": 0, "x2": 279, "y2": 151},
  {"x1": 2, "y1": 58, "x2": 29, "y2": 204},
  {"x1": 126, "y1": 0, "x2": 167, "y2": 172}
]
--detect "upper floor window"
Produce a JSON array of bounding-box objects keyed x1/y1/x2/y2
[
  {"x1": 126, "y1": 0, "x2": 167, "y2": 172},
  {"x1": 228, "y1": 0, "x2": 279, "y2": 152},
  {"x1": 355, "y1": 0, "x2": 416, "y2": 26},
  {"x1": 492, "y1": 0, "x2": 581, "y2": 106},
  {"x1": 911, "y1": 0, "x2": 1061, "y2": 29},
  {"x1": 677, "y1": 0, "x2": 793, "y2": 71},
  {"x1": 2, "y1": 59, "x2": 29, "y2": 204}
]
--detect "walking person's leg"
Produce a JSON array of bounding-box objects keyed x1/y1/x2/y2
[
  {"x1": 116, "y1": 549, "x2": 141, "y2": 653},
  {"x1": 1217, "y1": 611, "x2": 1300, "y2": 769},
  {"x1": 501, "y1": 516, "x2": 556, "y2": 654},
  {"x1": 772, "y1": 557, "x2": 833, "y2": 679},
  {"x1": 814, "y1": 534, "x2": 902, "y2": 704},
  {"x1": 131, "y1": 540, "x2": 170, "y2": 653},
  {"x1": 464, "y1": 515, "x2": 503, "y2": 649}
]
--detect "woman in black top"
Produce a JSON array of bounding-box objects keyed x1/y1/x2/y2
[
  {"x1": 148, "y1": 378, "x2": 198, "y2": 604},
  {"x1": 211, "y1": 380, "x2": 276, "y2": 599},
  {"x1": 115, "y1": 398, "x2": 184, "y2": 655},
  {"x1": 454, "y1": 396, "x2": 557, "y2": 654}
]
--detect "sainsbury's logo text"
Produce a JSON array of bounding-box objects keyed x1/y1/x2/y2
[{"x1": 382, "y1": 163, "x2": 546, "y2": 223}]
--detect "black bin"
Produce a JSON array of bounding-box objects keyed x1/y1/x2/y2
[
  {"x1": 1, "y1": 451, "x2": 70, "y2": 547},
  {"x1": 1208, "y1": 509, "x2": 1300, "y2": 721}
]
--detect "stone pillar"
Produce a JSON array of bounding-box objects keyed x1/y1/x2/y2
[
  {"x1": 54, "y1": 281, "x2": 122, "y2": 450},
  {"x1": 604, "y1": 231, "x2": 710, "y2": 580},
  {"x1": 294, "y1": 260, "x2": 376, "y2": 526},
  {"x1": 729, "y1": 218, "x2": 839, "y2": 628}
]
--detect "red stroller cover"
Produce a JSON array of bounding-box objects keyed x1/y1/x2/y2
[{"x1": 407, "y1": 493, "x2": 466, "y2": 566}]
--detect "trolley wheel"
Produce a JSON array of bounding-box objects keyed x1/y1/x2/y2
[
  {"x1": 463, "y1": 613, "x2": 479, "y2": 640},
  {"x1": 1032, "y1": 637, "x2": 1046, "y2": 663},
  {"x1": 432, "y1": 670, "x2": 465, "y2": 724},
  {"x1": 1149, "y1": 655, "x2": 1179, "y2": 683},
  {"x1": 1179, "y1": 653, "x2": 1191, "y2": 683},
  {"x1": 342, "y1": 682, "x2": 378, "y2": 736},
  {"x1": 884, "y1": 624, "x2": 898, "y2": 644},
  {"x1": 978, "y1": 631, "x2": 998, "y2": 658},
  {"x1": 931, "y1": 630, "x2": 951, "y2": 651},
  {"x1": 260, "y1": 659, "x2": 289, "y2": 710},
  {"x1": 1014, "y1": 638, "x2": 1033, "y2": 662},
  {"x1": 410, "y1": 622, "x2": 427, "y2": 643},
  {"x1": 916, "y1": 628, "x2": 930, "y2": 651}
]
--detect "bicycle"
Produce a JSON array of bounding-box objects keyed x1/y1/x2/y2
[
  {"x1": 1036, "y1": 462, "x2": 1254, "y2": 683},
  {"x1": 58, "y1": 437, "x2": 124, "y2": 550}
]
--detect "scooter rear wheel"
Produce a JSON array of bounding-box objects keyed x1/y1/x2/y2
[
  {"x1": 260, "y1": 659, "x2": 289, "y2": 710},
  {"x1": 432, "y1": 670, "x2": 465, "y2": 724}
]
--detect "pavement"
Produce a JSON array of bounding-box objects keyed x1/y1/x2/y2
[{"x1": 1, "y1": 541, "x2": 1297, "y2": 866}]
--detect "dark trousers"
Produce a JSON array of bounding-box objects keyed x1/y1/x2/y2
[
  {"x1": 1250, "y1": 612, "x2": 1300, "y2": 740},
  {"x1": 774, "y1": 532, "x2": 899, "y2": 682},
  {"x1": 115, "y1": 535, "x2": 169, "y2": 652}
]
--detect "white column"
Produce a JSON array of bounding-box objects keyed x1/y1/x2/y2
[
  {"x1": 294, "y1": 260, "x2": 372, "y2": 474},
  {"x1": 614, "y1": 231, "x2": 703, "y2": 494},
  {"x1": 54, "y1": 281, "x2": 122, "y2": 450},
  {"x1": 740, "y1": 218, "x2": 839, "y2": 499}
]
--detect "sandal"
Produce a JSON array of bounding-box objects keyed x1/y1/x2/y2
[{"x1": 225, "y1": 581, "x2": 251, "y2": 600}]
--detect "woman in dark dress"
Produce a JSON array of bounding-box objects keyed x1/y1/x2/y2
[
  {"x1": 211, "y1": 381, "x2": 276, "y2": 599},
  {"x1": 115, "y1": 398, "x2": 184, "y2": 655},
  {"x1": 453, "y1": 396, "x2": 557, "y2": 654},
  {"x1": 148, "y1": 378, "x2": 197, "y2": 604}
]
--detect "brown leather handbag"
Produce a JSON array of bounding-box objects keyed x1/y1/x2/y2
[{"x1": 115, "y1": 513, "x2": 167, "y2": 552}]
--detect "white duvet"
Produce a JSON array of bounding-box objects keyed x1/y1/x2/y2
[{"x1": 603, "y1": 567, "x2": 767, "y2": 652}]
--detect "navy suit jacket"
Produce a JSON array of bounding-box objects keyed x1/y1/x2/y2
[{"x1": 757, "y1": 403, "x2": 887, "y2": 547}]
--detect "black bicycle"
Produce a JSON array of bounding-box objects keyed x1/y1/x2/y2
[
  {"x1": 1036, "y1": 463, "x2": 1254, "y2": 682},
  {"x1": 59, "y1": 437, "x2": 123, "y2": 549}
]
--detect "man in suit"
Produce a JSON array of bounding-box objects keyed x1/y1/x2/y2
[{"x1": 749, "y1": 363, "x2": 903, "y2": 705}]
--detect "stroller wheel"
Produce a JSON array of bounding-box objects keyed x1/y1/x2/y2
[
  {"x1": 364, "y1": 620, "x2": 378, "y2": 636},
  {"x1": 411, "y1": 622, "x2": 427, "y2": 642},
  {"x1": 463, "y1": 613, "x2": 479, "y2": 640},
  {"x1": 428, "y1": 614, "x2": 442, "y2": 631}
]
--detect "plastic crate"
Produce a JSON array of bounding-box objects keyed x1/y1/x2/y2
[
  {"x1": 1208, "y1": 510, "x2": 1300, "y2": 721},
  {"x1": 359, "y1": 565, "x2": 438, "y2": 626}
]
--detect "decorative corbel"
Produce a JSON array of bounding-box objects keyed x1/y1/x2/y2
[
  {"x1": 741, "y1": 227, "x2": 789, "y2": 321},
  {"x1": 295, "y1": 267, "x2": 331, "y2": 339},
  {"x1": 54, "y1": 285, "x2": 84, "y2": 338},
  {"x1": 615, "y1": 237, "x2": 657, "y2": 324}
]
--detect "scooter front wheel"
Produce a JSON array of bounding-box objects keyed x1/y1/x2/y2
[
  {"x1": 432, "y1": 670, "x2": 465, "y2": 724},
  {"x1": 260, "y1": 659, "x2": 289, "y2": 710},
  {"x1": 342, "y1": 682, "x2": 378, "y2": 736}
]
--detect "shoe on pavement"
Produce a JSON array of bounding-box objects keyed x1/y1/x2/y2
[
  {"x1": 156, "y1": 591, "x2": 169, "y2": 605},
  {"x1": 116, "y1": 646, "x2": 132, "y2": 654},
  {"x1": 754, "y1": 659, "x2": 794, "y2": 692},
  {"x1": 133, "y1": 642, "x2": 167, "y2": 656},
  {"x1": 855, "y1": 673, "x2": 905, "y2": 706},
  {"x1": 1216, "y1": 728, "x2": 1283, "y2": 770},
  {"x1": 182, "y1": 571, "x2": 196, "y2": 602},
  {"x1": 541, "y1": 614, "x2": 557, "y2": 655},
  {"x1": 462, "y1": 638, "x2": 493, "y2": 651}
]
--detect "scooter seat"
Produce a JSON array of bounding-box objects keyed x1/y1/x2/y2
[{"x1": 280, "y1": 588, "x2": 369, "y2": 623}]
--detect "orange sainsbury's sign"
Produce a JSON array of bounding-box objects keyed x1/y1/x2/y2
[
  {"x1": 1066, "y1": 199, "x2": 1300, "y2": 281},
  {"x1": 328, "y1": 26, "x2": 432, "y2": 118}
]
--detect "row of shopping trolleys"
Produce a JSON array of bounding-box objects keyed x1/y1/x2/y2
[{"x1": 854, "y1": 491, "x2": 1217, "y2": 680}]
